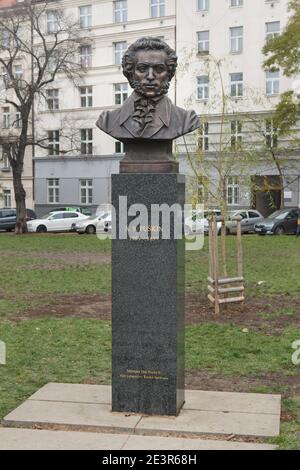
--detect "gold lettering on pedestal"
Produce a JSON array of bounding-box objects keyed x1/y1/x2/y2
[{"x1": 120, "y1": 368, "x2": 169, "y2": 381}]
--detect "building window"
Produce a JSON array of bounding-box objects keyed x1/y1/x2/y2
[
  {"x1": 3, "y1": 189, "x2": 12, "y2": 208},
  {"x1": 197, "y1": 30, "x2": 209, "y2": 54},
  {"x1": 114, "y1": 41, "x2": 127, "y2": 65},
  {"x1": 46, "y1": 89, "x2": 59, "y2": 110},
  {"x1": 80, "y1": 45, "x2": 92, "y2": 68},
  {"x1": 266, "y1": 70, "x2": 279, "y2": 95},
  {"x1": 114, "y1": 83, "x2": 128, "y2": 105},
  {"x1": 266, "y1": 21, "x2": 280, "y2": 41},
  {"x1": 227, "y1": 177, "x2": 240, "y2": 205},
  {"x1": 198, "y1": 122, "x2": 209, "y2": 151},
  {"x1": 47, "y1": 11, "x2": 58, "y2": 34},
  {"x1": 231, "y1": 0, "x2": 243, "y2": 6},
  {"x1": 231, "y1": 121, "x2": 242, "y2": 149},
  {"x1": 2, "y1": 107, "x2": 10, "y2": 129},
  {"x1": 81, "y1": 129, "x2": 93, "y2": 155},
  {"x1": 1, "y1": 149, "x2": 10, "y2": 169},
  {"x1": 13, "y1": 64, "x2": 23, "y2": 80},
  {"x1": 197, "y1": 76, "x2": 209, "y2": 100},
  {"x1": 230, "y1": 26, "x2": 243, "y2": 53},
  {"x1": 79, "y1": 5, "x2": 92, "y2": 28},
  {"x1": 265, "y1": 119, "x2": 278, "y2": 148},
  {"x1": 230, "y1": 72, "x2": 243, "y2": 97},
  {"x1": 80, "y1": 179, "x2": 93, "y2": 205},
  {"x1": 2, "y1": 30, "x2": 9, "y2": 49},
  {"x1": 197, "y1": 0, "x2": 209, "y2": 11},
  {"x1": 151, "y1": 0, "x2": 165, "y2": 18},
  {"x1": 80, "y1": 86, "x2": 93, "y2": 108},
  {"x1": 48, "y1": 130, "x2": 60, "y2": 155},
  {"x1": 48, "y1": 179, "x2": 59, "y2": 204},
  {"x1": 115, "y1": 141, "x2": 124, "y2": 154},
  {"x1": 15, "y1": 112, "x2": 21, "y2": 128},
  {"x1": 114, "y1": 1, "x2": 127, "y2": 23}
]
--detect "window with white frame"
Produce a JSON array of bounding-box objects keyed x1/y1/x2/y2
[
  {"x1": 114, "y1": 83, "x2": 128, "y2": 105},
  {"x1": 197, "y1": 30, "x2": 209, "y2": 53},
  {"x1": 114, "y1": 1, "x2": 127, "y2": 23},
  {"x1": 79, "y1": 5, "x2": 92, "y2": 28},
  {"x1": 197, "y1": 0, "x2": 209, "y2": 11},
  {"x1": 266, "y1": 70, "x2": 279, "y2": 95},
  {"x1": 227, "y1": 177, "x2": 240, "y2": 205},
  {"x1": 115, "y1": 141, "x2": 124, "y2": 154},
  {"x1": 3, "y1": 107, "x2": 10, "y2": 129},
  {"x1": 46, "y1": 89, "x2": 59, "y2": 110},
  {"x1": 80, "y1": 45, "x2": 92, "y2": 68},
  {"x1": 265, "y1": 119, "x2": 278, "y2": 148},
  {"x1": 47, "y1": 179, "x2": 59, "y2": 204},
  {"x1": 231, "y1": 0, "x2": 243, "y2": 7},
  {"x1": 15, "y1": 112, "x2": 21, "y2": 128},
  {"x1": 48, "y1": 130, "x2": 60, "y2": 155},
  {"x1": 198, "y1": 122, "x2": 209, "y2": 151},
  {"x1": 2, "y1": 149, "x2": 10, "y2": 169},
  {"x1": 47, "y1": 11, "x2": 58, "y2": 34},
  {"x1": 81, "y1": 129, "x2": 93, "y2": 155},
  {"x1": 14, "y1": 64, "x2": 23, "y2": 80},
  {"x1": 47, "y1": 54, "x2": 58, "y2": 73},
  {"x1": 151, "y1": 0, "x2": 165, "y2": 18},
  {"x1": 80, "y1": 86, "x2": 93, "y2": 108},
  {"x1": 80, "y1": 179, "x2": 93, "y2": 204},
  {"x1": 230, "y1": 26, "x2": 243, "y2": 53},
  {"x1": 230, "y1": 72, "x2": 243, "y2": 97},
  {"x1": 231, "y1": 121, "x2": 242, "y2": 148},
  {"x1": 197, "y1": 76, "x2": 209, "y2": 100},
  {"x1": 3, "y1": 189, "x2": 11, "y2": 208},
  {"x1": 266, "y1": 21, "x2": 280, "y2": 41},
  {"x1": 2, "y1": 30, "x2": 9, "y2": 49},
  {"x1": 114, "y1": 41, "x2": 127, "y2": 65}
]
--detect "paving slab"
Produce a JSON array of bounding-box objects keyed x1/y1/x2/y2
[
  {"x1": 0, "y1": 428, "x2": 128, "y2": 450},
  {"x1": 2, "y1": 383, "x2": 281, "y2": 438},
  {"x1": 3, "y1": 401, "x2": 140, "y2": 432},
  {"x1": 136, "y1": 408, "x2": 280, "y2": 437},
  {"x1": 28, "y1": 383, "x2": 111, "y2": 404},
  {"x1": 0, "y1": 428, "x2": 277, "y2": 450}
]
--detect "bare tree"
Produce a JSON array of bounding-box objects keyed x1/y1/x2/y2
[{"x1": 0, "y1": 0, "x2": 84, "y2": 233}]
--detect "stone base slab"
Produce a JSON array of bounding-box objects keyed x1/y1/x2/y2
[{"x1": 2, "y1": 383, "x2": 281, "y2": 439}]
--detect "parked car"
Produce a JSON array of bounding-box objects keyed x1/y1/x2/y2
[
  {"x1": 0, "y1": 208, "x2": 37, "y2": 231},
  {"x1": 185, "y1": 209, "x2": 222, "y2": 236},
  {"x1": 27, "y1": 211, "x2": 89, "y2": 233},
  {"x1": 254, "y1": 208, "x2": 299, "y2": 235},
  {"x1": 74, "y1": 212, "x2": 112, "y2": 235},
  {"x1": 49, "y1": 206, "x2": 92, "y2": 216},
  {"x1": 226, "y1": 210, "x2": 263, "y2": 234}
]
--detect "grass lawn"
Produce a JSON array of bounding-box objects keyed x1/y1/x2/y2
[{"x1": 0, "y1": 233, "x2": 299, "y2": 449}]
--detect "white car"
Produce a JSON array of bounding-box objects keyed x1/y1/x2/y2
[
  {"x1": 27, "y1": 211, "x2": 89, "y2": 233},
  {"x1": 74, "y1": 211, "x2": 112, "y2": 235},
  {"x1": 185, "y1": 209, "x2": 222, "y2": 236}
]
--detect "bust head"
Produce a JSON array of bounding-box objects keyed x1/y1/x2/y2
[{"x1": 122, "y1": 37, "x2": 178, "y2": 98}]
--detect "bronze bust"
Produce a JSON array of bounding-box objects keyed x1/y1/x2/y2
[{"x1": 96, "y1": 37, "x2": 200, "y2": 172}]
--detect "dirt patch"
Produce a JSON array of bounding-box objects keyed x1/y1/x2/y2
[
  {"x1": 0, "y1": 251, "x2": 111, "y2": 269},
  {"x1": 11, "y1": 292, "x2": 300, "y2": 334},
  {"x1": 185, "y1": 370, "x2": 300, "y2": 399}
]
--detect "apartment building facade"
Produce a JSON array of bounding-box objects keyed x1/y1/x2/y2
[{"x1": 1, "y1": 0, "x2": 299, "y2": 215}]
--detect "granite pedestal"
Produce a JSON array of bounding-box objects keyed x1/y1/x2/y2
[{"x1": 111, "y1": 173, "x2": 185, "y2": 416}]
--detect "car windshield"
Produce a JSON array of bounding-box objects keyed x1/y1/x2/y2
[
  {"x1": 41, "y1": 214, "x2": 51, "y2": 219},
  {"x1": 268, "y1": 210, "x2": 290, "y2": 220}
]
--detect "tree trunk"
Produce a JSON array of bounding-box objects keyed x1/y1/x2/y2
[{"x1": 12, "y1": 163, "x2": 27, "y2": 235}]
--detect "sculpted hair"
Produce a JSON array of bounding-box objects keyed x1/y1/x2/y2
[{"x1": 122, "y1": 37, "x2": 178, "y2": 89}]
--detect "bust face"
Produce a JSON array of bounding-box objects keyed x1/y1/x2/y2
[{"x1": 133, "y1": 49, "x2": 169, "y2": 98}]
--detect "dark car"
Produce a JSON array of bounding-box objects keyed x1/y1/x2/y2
[
  {"x1": 0, "y1": 208, "x2": 37, "y2": 231},
  {"x1": 254, "y1": 208, "x2": 298, "y2": 235}
]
